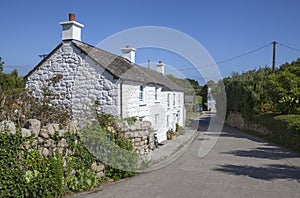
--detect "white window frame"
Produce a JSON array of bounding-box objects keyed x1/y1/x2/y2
[
  {"x1": 173, "y1": 93, "x2": 176, "y2": 107},
  {"x1": 166, "y1": 115, "x2": 170, "y2": 128},
  {"x1": 155, "y1": 114, "x2": 159, "y2": 124},
  {"x1": 167, "y1": 93, "x2": 171, "y2": 108},
  {"x1": 155, "y1": 87, "x2": 159, "y2": 102},
  {"x1": 139, "y1": 85, "x2": 146, "y2": 104}
]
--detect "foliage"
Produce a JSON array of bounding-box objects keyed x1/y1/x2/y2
[
  {"x1": 0, "y1": 59, "x2": 71, "y2": 127},
  {"x1": 80, "y1": 112, "x2": 137, "y2": 181},
  {"x1": 220, "y1": 58, "x2": 300, "y2": 153},
  {"x1": 0, "y1": 57, "x2": 4, "y2": 72},
  {"x1": 250, "y1": 114, "x2": 300, "y2": 153},
  {"x1": 0, "y1": 126, "x2": 102, "y2": 197},
  {"x1": 121, "y1": 116, "x2": 138, "y2": 125},
  {"x1": 0, "y1": 128, "x2": 65, "y2": 197},
  {"x1": 167, "y1": 75, "x2": 202, "y2": 95},
  {"x1": 222, "y1": 60, "x2": 300, "y2": 118}
]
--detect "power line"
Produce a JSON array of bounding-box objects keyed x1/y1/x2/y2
[
  {"x1": 179, "y1": 43, "x2": 273, "y2": 71},
  {"x1": 278, "y1": 42, "x2": 300, "y2": 52}
]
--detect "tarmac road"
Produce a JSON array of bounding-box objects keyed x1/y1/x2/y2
[{"x1": 72, "y1": 113, "x2": 300, "y2": 198}]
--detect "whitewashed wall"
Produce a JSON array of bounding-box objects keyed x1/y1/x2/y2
[
  {"x1": 122, "y1": 83, "x2": 184, "y2": 142},
  {"x1": 26, "y1": 41, "x2": 184, "y2": 142},
  {"x1": 26, "y1": 41, "x2": 120, "y2": 122}
]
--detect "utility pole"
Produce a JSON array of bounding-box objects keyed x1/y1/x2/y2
[{"x1": 272, "y1": 41, "x2": 277, "y2": 73}]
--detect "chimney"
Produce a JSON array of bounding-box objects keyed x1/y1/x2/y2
[
  {"x1": 121, "y1": 45, "x2": 136, "y2": 63},
  {"x1": 156, "y1": 60, "x2": 165, "y2": 75},
  {"x1": 59, "y1": 13, "x2": 84, "y2": 41}
]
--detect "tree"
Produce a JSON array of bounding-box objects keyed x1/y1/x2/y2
[{"x1": 0, "y1": 57, "x2": 4, "y2": 73}]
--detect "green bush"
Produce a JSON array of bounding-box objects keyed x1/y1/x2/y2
[
  {"x1": 252, "y1": 114, "x2": 300, "y2": 153},
  {"x1": 0, "y1": 126, "x2": 102, "y2": 197},
  {"x1": 0, "y1": 128, "x2": 65, "y2": 197},
  {"x1": 80, "y1": 118, "x2": 137, "y2": 181}
]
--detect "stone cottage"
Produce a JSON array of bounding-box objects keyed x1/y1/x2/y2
[{"x1": 25, "y1": 14, "x2": 185, "y2": 142}]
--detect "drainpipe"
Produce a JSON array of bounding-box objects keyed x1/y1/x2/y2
[{"x1": 120, "y1": 81, "x2": 123, "y2": 118}]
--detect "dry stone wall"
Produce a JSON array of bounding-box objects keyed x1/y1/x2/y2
[
  {"x1": 0, "y1": 119, "x2": 105, "y2": 179},
  {"x1": 226, "y1": 112, "x2": 272, "y2": 135},
  {"x1": 0, "y1": 118, "x2": 155, "y2": 172},
  {"x1": 114, "y1": 120, "x2": 155, "y2": 163}
]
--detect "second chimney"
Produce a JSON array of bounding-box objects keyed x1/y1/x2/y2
[
  {"x1": 121, "y1": 45, "x2": 136, "y2": 63},
  {"x1": 156, "y1": 60, "x2": 165, "y2": 75}
]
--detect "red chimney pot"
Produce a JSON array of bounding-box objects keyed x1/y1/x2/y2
[{"x1": 69, "y1": 13, "x2": 75, "y2": 21}]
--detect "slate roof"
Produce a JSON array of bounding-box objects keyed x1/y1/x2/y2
[
  {"x1": 25, "y1": 40, "x2": 183, "y2": 92},
  {"x1": 73, "y1": 40, "x2": 183, "y2": 92}
]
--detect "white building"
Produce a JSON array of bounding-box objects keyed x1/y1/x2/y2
[
  {"x1": 25, "y1": 14, "x2": 185, "y2": 142},
  {"x1": 207, "y1": 87, "x2": 216, "y2": 112}
]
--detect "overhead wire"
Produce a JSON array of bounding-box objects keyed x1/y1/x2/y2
[
  {"x1": 179, "y1": 43, "x2": 273, "y2": 71},
  {"x1": 277, "y1": 42, "x2": 300, "y2": 52}
]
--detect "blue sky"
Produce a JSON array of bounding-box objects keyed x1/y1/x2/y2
[{"x1": 1, "y1": 0, "x2": 300, "y2": 84}]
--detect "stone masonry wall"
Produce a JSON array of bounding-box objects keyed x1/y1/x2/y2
[
  {"x1": 0, "y1": 119, "x2": 105, "y2": 178},
  {"x1": 113, "y1": 120, "x2": 155, "y2": 164},
  {"x1": 0, "y1": 118, "x2": 154, "y2": 172},
  {"x1": 226, "y1": 112, "x2": 272, "y2": 135},
  {"x1": 26, "y1": 41, "x2": 120, "y2": 122}
]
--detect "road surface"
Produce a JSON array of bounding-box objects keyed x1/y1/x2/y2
[{"x1": 73, "y1": 113, "x2": 300, "y2": 198}]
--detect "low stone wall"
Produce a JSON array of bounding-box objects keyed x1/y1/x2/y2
[
  {"x1": 0, "y1": 118, "x2": 155, "y2": 171},
  {"x1": 0, "y1": 119, "x2": 105, "y2": 178},
  {"x1": 114, "y1": 120, "x2": 155, "y2": 164},
  {"x1": 226, "y1": 112, "x2": 272, "y2": 135}
]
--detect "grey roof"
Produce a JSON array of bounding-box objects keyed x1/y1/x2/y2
[
  {"x1": 73, "y1": 40, "x2": 183, "y2": 92},
  {"x1": 25, "y1": 40, "x2": 183, "y2": 92}
]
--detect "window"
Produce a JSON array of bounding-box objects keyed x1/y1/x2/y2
[
  {"x1": 155, "y1": 114, "x2": 159, "y2": 124},
  {"x1": 166, "y1": 115, "x2": 170, "y2": 128},
  {"x1": 173, "y1": 94, "x2": 176, "y2": 107},
  {"x1": 139, "y1": 85, "x2": 145, "y2": 102},
  {"x1": 139, "y1": 116, "x2": 145, "y2": 121},
  {"x1": 155, "y1": 87, "x2": 159, "y2": 101},
  {"x1": 167, "y1": 93, "x2": 170, "y2": 108}
]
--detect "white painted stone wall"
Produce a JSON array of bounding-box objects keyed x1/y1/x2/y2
[
  {"x1": 26, "y1": 41, "x2": 120, "y2": 122},
  {"x1": 26, "y1": 41, "x2": 184, "y2": 142},
  {"x1": 122, "y1": 82, "x2": 184, "y2": 142}
]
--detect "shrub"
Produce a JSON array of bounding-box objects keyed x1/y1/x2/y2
[
  {"x1": 252, "y1": 114, "x2": 300, "y2": 153},
  {"x1": 0, "y1": 125, "x2": 103, "y2": 197},
  {"x1": 80, "y1": 117, "x2": 137, "y2": 181}
]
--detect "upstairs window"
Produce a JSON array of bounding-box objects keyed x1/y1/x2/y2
[
  {"x1": 167, "y1": 93, "x2": 171, "y2": 108},
  {"x1": 155, "y1": 87, "x2": 159, "y2": 101},
  {"x1": 173, "y1": 94, "x2": 176, "y2": 107},
  {"x1": 139, "y1": 85, "x2": 145, "y2": 102}
]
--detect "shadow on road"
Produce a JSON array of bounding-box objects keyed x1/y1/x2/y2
[
  {"x1": 214, "y1": 164, "x2": 300, "y2": 181},
  {"x1": 222, "y1": 146, "x2": 299, "y2": 160}
]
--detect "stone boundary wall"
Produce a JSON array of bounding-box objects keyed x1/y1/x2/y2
[
  {"x1": 0, "y1": 119, "x2": 105, "y2": 178},
  {"x1": 114, "y1": 120, "x2": 155, "y2": 163},
  {"x1": 0, "y1": 119, "x2": 155, "y2": 171},
  {"x1": 226, "y1": 112, "x2": 272, "y2": 135}
]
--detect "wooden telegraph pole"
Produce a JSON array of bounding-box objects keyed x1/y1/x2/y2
[{"x1": 272, "y1": 41, "x2": 277, "y2": 73}]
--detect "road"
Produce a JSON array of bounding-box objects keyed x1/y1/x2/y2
[{"x1": 73, "y1": 113, "x2": 300, "y2": 198}]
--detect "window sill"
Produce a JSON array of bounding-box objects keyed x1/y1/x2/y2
[
  {"x1": 139, "y1": 102, "x2": 146, "y2": 106},
  {"x1": 155, "y1": 100, "x2": 160, "y2": 103}
]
